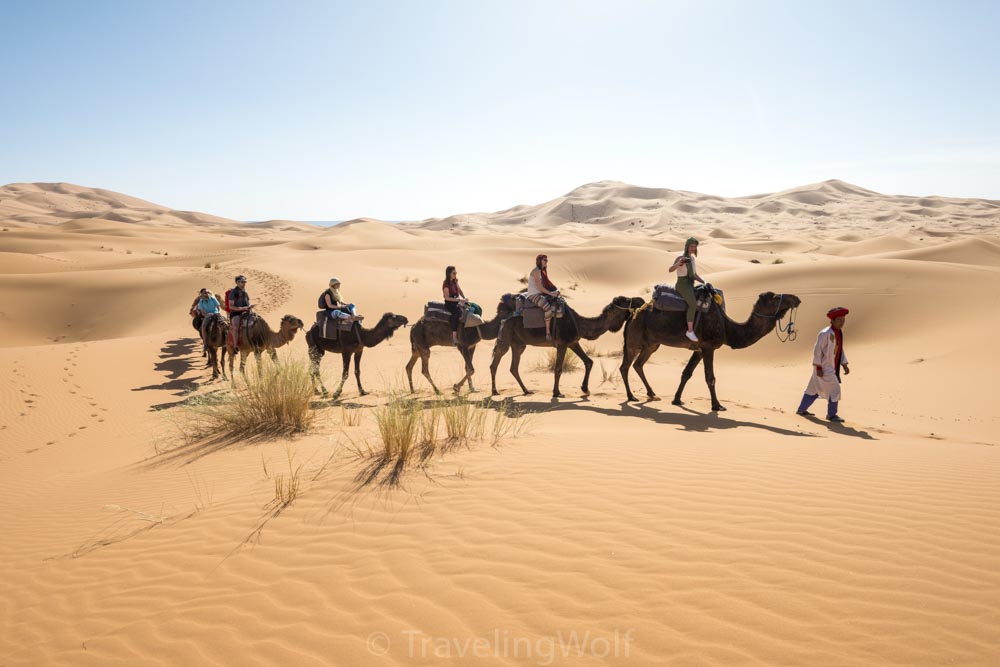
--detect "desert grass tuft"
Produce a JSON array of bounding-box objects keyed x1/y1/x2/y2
[
  {"x1": 271, "y1": 445, "x2": 302, "y2": 508},
  {"x1": 341, "y1": 406, "x2": 362, "y2": 427},
  {"x1": 534, "y1": 348, "x2": 581, "y2": 373},
  {"x1": 178, "y1": 357, "x2": 315, "y2": 441},
  {"x1": 355, "y1": 394, "x2": 531, "y2": 487}
]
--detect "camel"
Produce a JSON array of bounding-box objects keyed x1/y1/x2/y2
[
  {"x1": 227, "y1": 311, "x2": 306, "y2": 375},
  {"x1": 490, "y1": 296, "x2": 645, "y2": 399},
  {"x1": 306, "y1": 312, "x2": 409, "y2": 399},
  {"x1": 620, "y1": 291, "x2": 801, "y2": 410},
  {"x1": 201, "y1": 314, "x2": 230, "y2": 379},
  {"x1": 405, "y1": 300, "x2": 513, "y2": 394}
]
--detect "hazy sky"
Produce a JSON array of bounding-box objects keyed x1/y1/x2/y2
[{"x1": 3, "y1": 0, "x2": 998, "y2": 220}]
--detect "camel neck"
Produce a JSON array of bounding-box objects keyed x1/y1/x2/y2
[
  {"x1": 723, "y1": 309, "x2": 777, "y2": 349},
  {"x1": 575, "y1": 305, "x2": 623, "y2": 340}
]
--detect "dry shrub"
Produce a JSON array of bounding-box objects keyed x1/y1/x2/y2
[
  {"x1": 772, "y1": 258, "x2": 784, "y2": 264},
  {"x1": 271, "y1": 446, "x2": 302, "y2": 508},
  {"x1": 355, "y1": 394, "x2": 531, "y2": 487},
  {"x1": 180, "y1": 357, "x2": 315, "y2": 440},
  {"x1": 599, "y1": 362, "x2": 620, "y2": 387},
  {"x1": 534, "y1": 348, "x2": 581, "y2": 373},
  {"x1": 749, "y1": 258, "x2": 761, "y2": 264},
  {"x1": 341, "y1": 406, "x2": 361, "y2": 427}
]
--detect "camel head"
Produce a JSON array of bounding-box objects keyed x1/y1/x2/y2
[
  {"x1": 376, "y1": 312, "x2": 409, "y2": 338},
  {"x1": 606, "y1": 296, "x2": 646, "y2": 332},
  {"x1": 754, "y1": 292, "x2": 802, "y2": 319},
  {"x1": 280, "y1": 314, "x2": 305, "y2": 340}
]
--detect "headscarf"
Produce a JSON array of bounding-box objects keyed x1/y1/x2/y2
[
  {"x1": 827, "y1": 307, "x2": 849, "y2": 320},
  {"x1": 535, "y1": 254, "x2": 557, "y2": 291}
]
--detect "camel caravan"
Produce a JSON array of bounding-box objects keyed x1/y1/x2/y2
[{"x1": 187, "y1": 243, "x2": 818, "y2": 415}]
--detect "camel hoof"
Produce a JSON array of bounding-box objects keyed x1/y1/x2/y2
[
  {"x1": 647, "y1": 395, "x2": 661, "y2": 401},
  {"x1": 712, "y1": 404, "x2": 727, "y2": 412},
  {"x1": 359, "y1": 391, "x2": 369, "y2": 397},
  {"x1": 523, "y1": 390, "x2": 535, "y2": 396},
  {"x1": 626, "y1": 395, "x2": 639, "y2": 402},
  {"x1": 671, "y1": 399, "x2": 683, "y2": 406},
  {"x1": 552, "y1": 393, "x2": 565, "y2": 399},
  {"x1": 491, "y1": 391, "x2": 501, "y2": 397}
]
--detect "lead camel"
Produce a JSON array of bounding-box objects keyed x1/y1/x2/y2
[{"x1": 620, "y1": 291, "x2": 801, "y2": 410}]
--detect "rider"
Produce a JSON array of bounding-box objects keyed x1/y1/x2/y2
[
  {"x1": 442, "y1": 265, "x2": 467, "y2": 346},
  {"x1": 526, "y1": 254, "x2": 560, "y2": 341},
  {"x1": 322, "y1": 278, "x2": 362, "y2": 322},
  {"x1": 228, "y1": 275, "x2": 252, "y2": 348},
  {"x1": 193, "y1": 288, "x2": 222, "y2": 347},
  {"x1": 668, "y1": 237, "x2": 705, "y2": 342}
]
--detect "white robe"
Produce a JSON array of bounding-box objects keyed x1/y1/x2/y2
[{"x1": 804, "y1": 325, "x2": 848, "y2": 401}]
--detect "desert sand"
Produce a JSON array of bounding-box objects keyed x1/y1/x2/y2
[{"x1": 1, "y1": 180, "x2": 999, "y2": 665}]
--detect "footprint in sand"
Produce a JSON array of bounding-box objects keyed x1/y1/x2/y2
[
  {"x1": 46, "y1": 441, "x2": 55, "y2": 446},
  {"x1": 25, "y1": 448, "x2": 38, "y2": 454}
]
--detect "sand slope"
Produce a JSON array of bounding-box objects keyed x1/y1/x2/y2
[{"x1": 1, "y1": 181, "x2": 998, "y2": 665}]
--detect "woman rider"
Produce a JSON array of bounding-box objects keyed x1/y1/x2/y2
[
  {"x1": 526, "y1": 254, "x2": 560, "y2": 341},
  {"x1": 442, "y1": 265, "x2": 467, "y2": 346},
  {"x1": 668, "y1": 237, "x2": 705, "y2": 342},
  {"x1": 322, "y1": 278, "x2": 362, "y2": 322}
]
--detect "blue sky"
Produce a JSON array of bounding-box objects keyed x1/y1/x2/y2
[{"x1": 2, "y1": 0, "x2": 998, "y2": 220}]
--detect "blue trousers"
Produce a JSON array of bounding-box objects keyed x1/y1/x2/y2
[{"x1": 797, "y1": 393, "x2": 838, "y2": 418}]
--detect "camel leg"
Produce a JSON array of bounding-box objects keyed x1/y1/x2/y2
[
  {"x1": 453, "y1": 345, "x2": 475, "y2": 393},
  {"x1": 405, "y1": 349, "x2": 422, "y2": 393},
  {"x1": 254, "y1": 350, "x2": 263, "y2": 378},
  {"x1": 633, "y1": 344, "x2": 661, "y2": 399},
  {"x1": 208, "y1": 346, "x2": 219, "y2": 379},
  {"x1": 620, "y1": 342, "x2": 643, "y2": 403},
  {"x1": 509, "y1": 342, "x2": 532, "y2": 396},
  {"x1": 673, "y1": 350, "x2": 703, "y2": 406},
  {"x1": 567, "y1": 341, "x2": 594, "y2": 396},
  {"x1": 419, "y1": 351, "x2": 441, "y2": 395},
  {"x1": 309, "y1": 346, "x2": 328, "y2": 397},
  {"x1": 238, "y1": 348, "x2": 249, "y2": 377},
  {"x1": 269, "y1": 348, "x2": 278, "y2": 363},
  {"x1": 354, "y1": 349, "x2": 368, "y2": 396},
  {"x1": 703, "y1": 348, "x2": 724, "y2": 411},
  {"x1": 466, "y1": 344, "x2": 477, "y2": 393},
  {"x1": 551, "y1": 345, "x2": 568, "y2": 399},
  {"x1": 332, "y1": 352, "x2": 350, "y2": 399},
  {"x1": 490, "y1": 336, "x2": 512, "y2": 396}
]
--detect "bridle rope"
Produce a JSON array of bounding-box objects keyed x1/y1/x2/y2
[{"x1": 752, "y1": 293, "x2": 798, "y2": 342}]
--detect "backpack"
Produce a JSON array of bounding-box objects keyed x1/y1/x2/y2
[
  {"x1": 223, "y1": 288, "x2": 233, "y2": 314},
  {"x1": 317, "y1": 289, "x2": 332, "y2": 310}
]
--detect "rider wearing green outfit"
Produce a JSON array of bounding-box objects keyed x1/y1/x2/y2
[{"x1": 668, "y1": 237, "x2": 705, "y2": 342}]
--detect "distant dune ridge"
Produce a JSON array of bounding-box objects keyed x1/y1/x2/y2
[
  {"x1": 1, "y1": 178, "x2": 1000, "y2": 665},
  {"x1": 412, "y1": 179, "x2": 1000, "y2": 238}
]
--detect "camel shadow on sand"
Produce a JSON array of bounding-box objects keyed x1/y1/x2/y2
[
  {"x1": 133, "y1": 337, "x2": 202, "y2": 409},
  {"x1": 490, "y1": 396, "x2": 819, "y2": 439}
]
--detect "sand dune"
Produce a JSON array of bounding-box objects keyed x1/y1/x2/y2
[{"x1": 1, "y1": 180, "x2": 999, "y2": 665}]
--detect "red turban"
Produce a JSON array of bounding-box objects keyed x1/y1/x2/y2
[{"x1": 827, "y1": 307, "x2": 849, "y2": 319}]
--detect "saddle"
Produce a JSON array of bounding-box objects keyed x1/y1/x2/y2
[
  {"x1": 650, "y1": 284, "x2": 725, "y2": 313},
  {"x1": 423, "y1": 301, "x2": 484, "y2": 328},
  {"x1": 509, "y1": 293, "x2": 565, "y2": 329},
  {"x1": 314, "y1": 310, "x2": 357, "y2": 341},
  {"x1": 231, "y1": 311, "x2": 257, "y2": 348}
]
